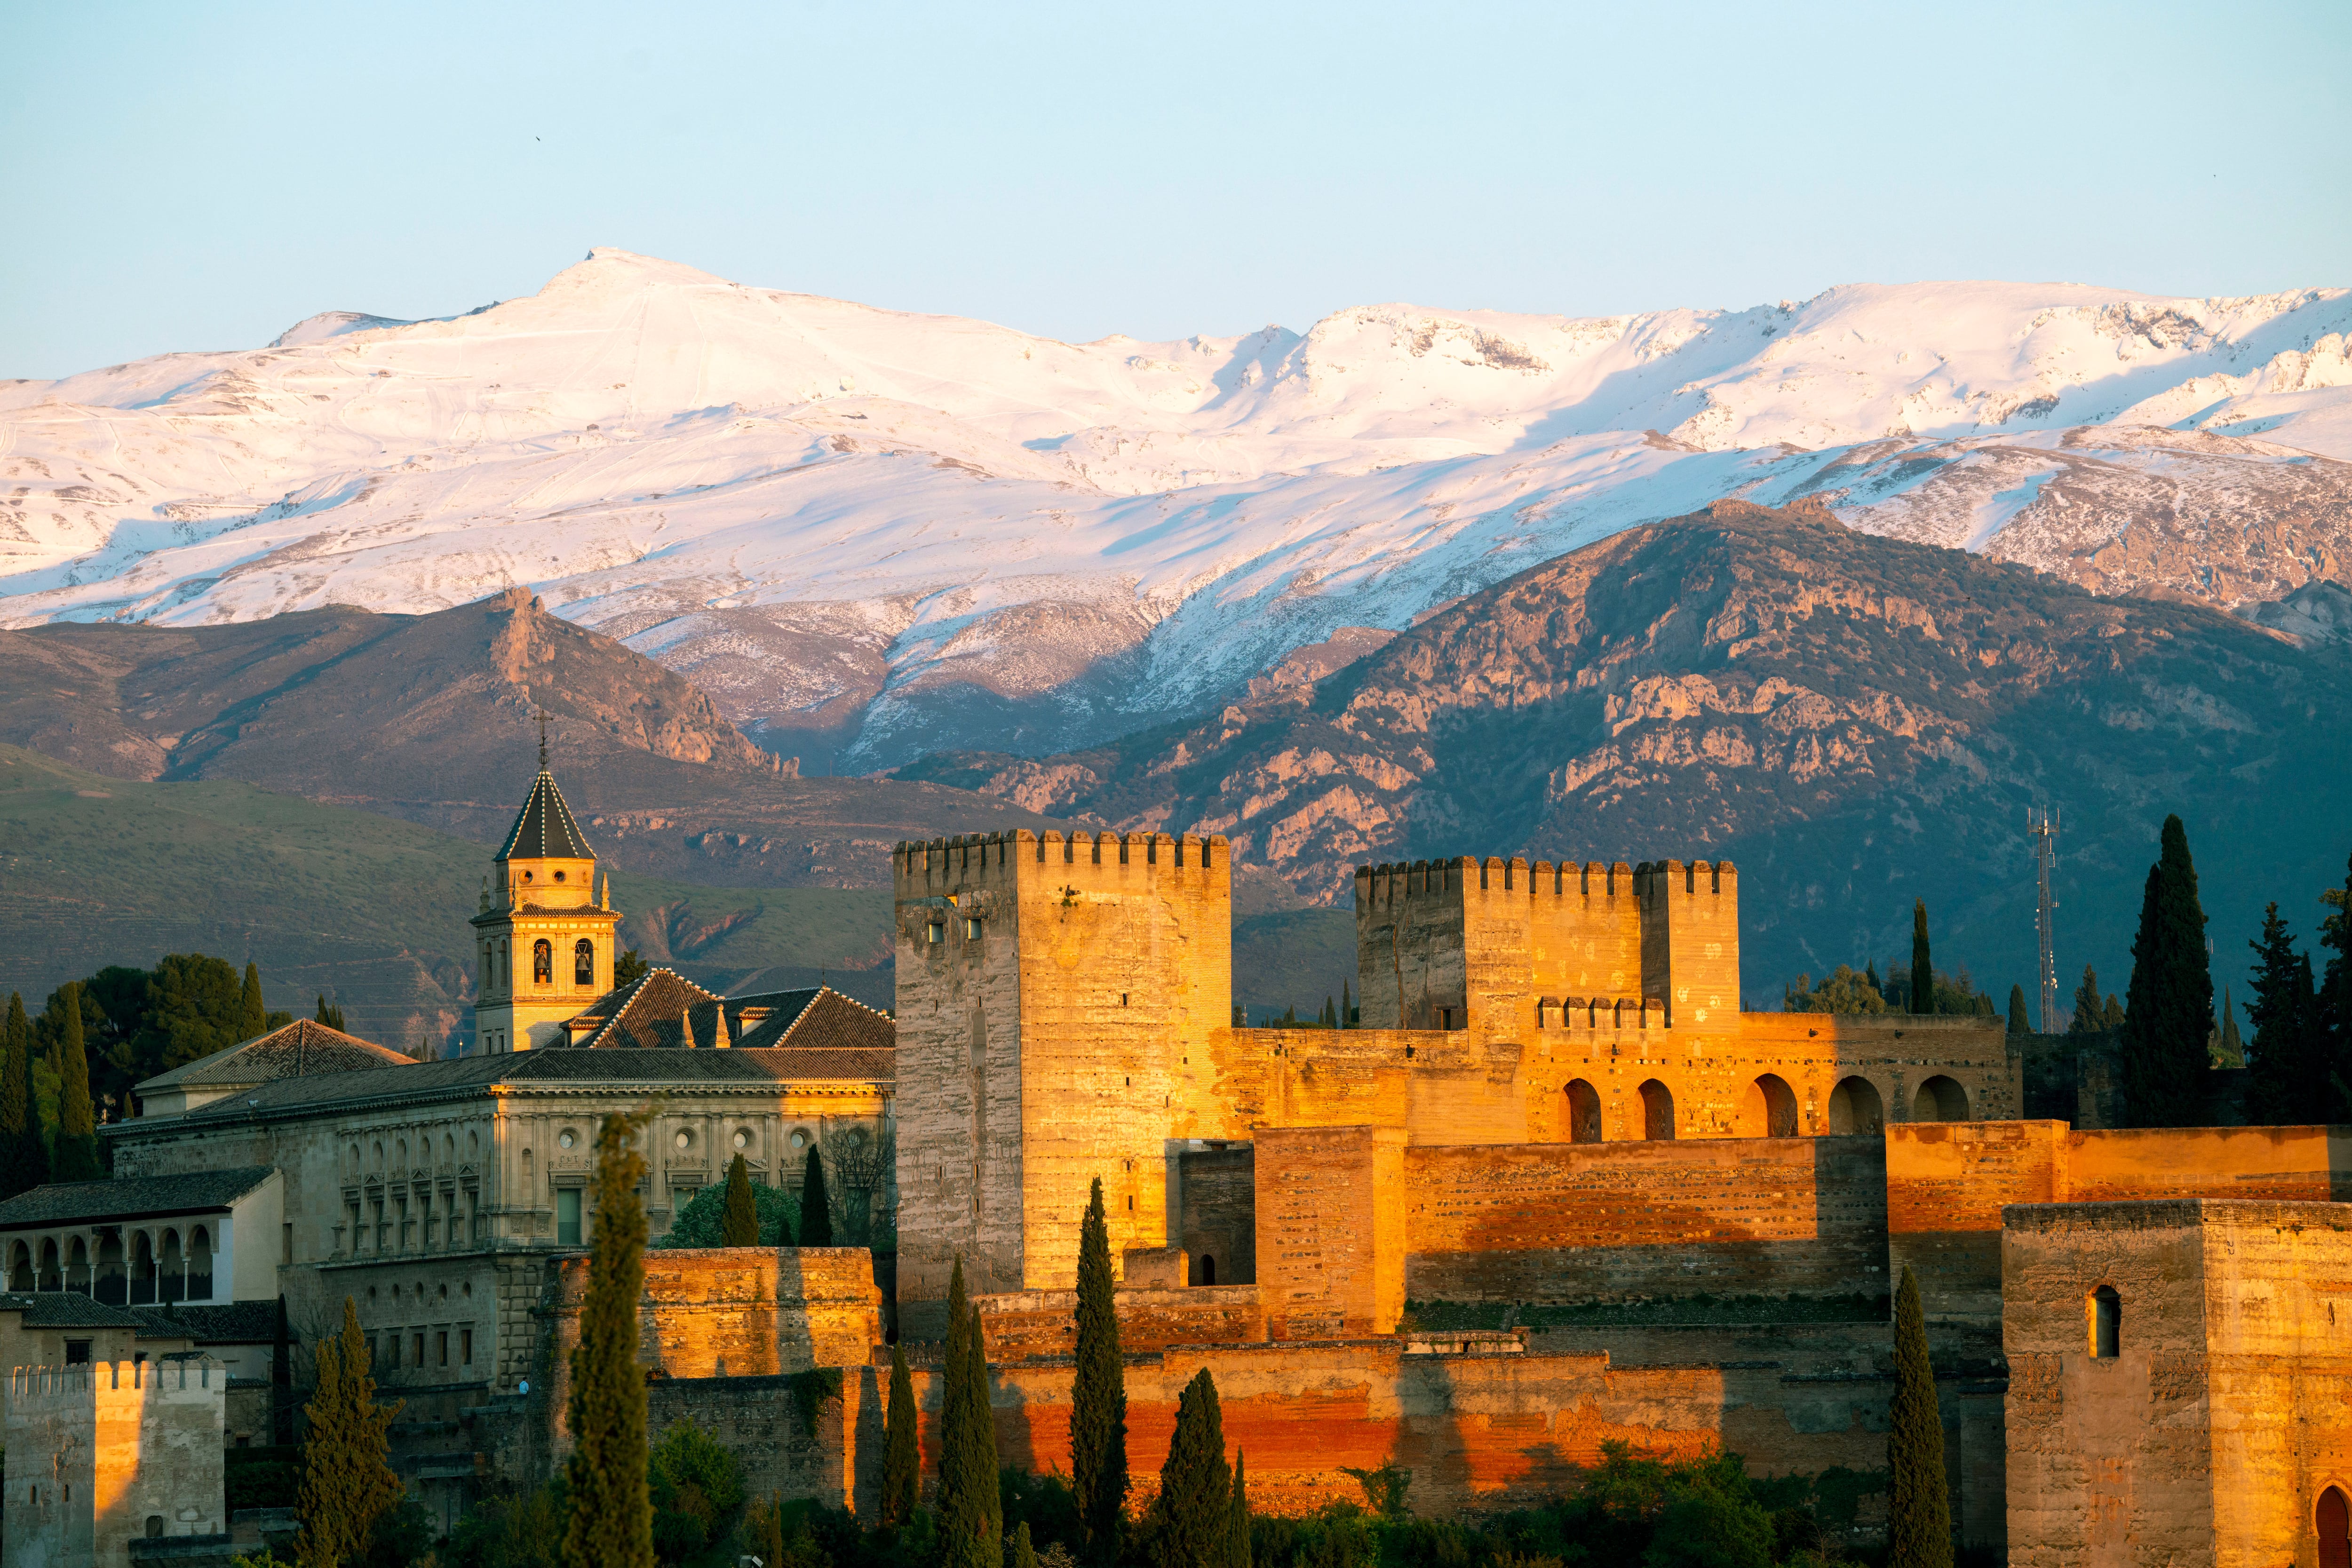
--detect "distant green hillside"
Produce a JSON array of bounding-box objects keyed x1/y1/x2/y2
[{"x1": 0, "y1": 746, "x2": 891, "y2": 1051}]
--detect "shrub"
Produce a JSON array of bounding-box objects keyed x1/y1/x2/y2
[
  {"x1": 649, "y1": 1419, "x2": 746, "y2": 1564},
  {"x1": 659, "y1": 1179, "x2": 801, "y2": 1249}
]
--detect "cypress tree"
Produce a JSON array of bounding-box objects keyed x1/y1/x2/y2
[
  {"x1": 761, "y1": 1492, "x2": 786, "y2": 1568},
  {"x1": 1342, "y1": 980, "x2": 1353, "y2": 1028},
  {"x1": 1225, "y1": 1449, "x2": 1253, "y2": 1568},
  {"x1": 1866, "y1": 959, "x2": 1884, "y2": 999},
  {"x1": 2320, "y1": 850, "x2": 2352, "y2": 1102},
  {"x1": 2066, "y1": 965, "x2": 2105, "y2": 1035},
  {"x1": 797, "y1": 1144, "x2": 834, "y2": 1246},
  {"x1": 2119, "y1": 815, "x2": 2216, "y2": 1128},
  {"x1": 315, "y1": 995, "x2": 347, "y2": 1031},
  {"x1": 882, "y1": 1341, "x2": 920, "y2": 1525},
  {"x1": 2243, "y1": 903, "x2": 2321, "y2": 1124},
  {"x1": 54, "y1": 982, "x2": 103, "y2": 1180},
  {"x1": 294, "y1": 1296, "x2": 402, "y2": 1568},
  {"x1": 1, "y1": 992, "x2": 44, "y2": 1202},
  {"x1": 1149, "y1": 1368, "x2": 1231, "y2": 1568},
  {"x1": 2006, "y1": 985, "x2": 2031, "y2": 1038},
  {"x1": 720, "y1": 1153, "x2": 758, "y2": 1247},
  {"x1": 1910, "y1": 900, "x2": 1934, "y2": 1013},
  {"x1": 239, "y1": 962, "x2": 268, "y2": 1041},
  {"x1": 1071, "y1": 1178, "x2": 1128, "y2": 1555},
  {"x1": 562, "y1": 1113, "x2": 655, "y2": 1568},
  {"x1": 1886, "y1": 1267, "x2": 1952, "y2": 1568},
  {"x1": 938, "y1": 1258, "x2": 1003, "y2": 1568},
  {"x1": 1010, "y1": 1522, "x2": 1041, "y2": 1568},
  {"x1": 2213, "y1": 985, "x2": 2246, "y2": 1069}
]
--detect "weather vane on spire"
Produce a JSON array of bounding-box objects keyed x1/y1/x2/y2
[{"x1": 534, "y1": 707, "x2": 552, "y2": 772}]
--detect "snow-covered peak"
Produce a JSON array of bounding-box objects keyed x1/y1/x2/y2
[{"x1": 3, "y1": 252, "x2": 2349, "y2": 771}]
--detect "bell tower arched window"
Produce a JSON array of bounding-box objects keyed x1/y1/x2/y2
[
  {"x1": 532, "y1": 939, "x2": 553, "y2": 986},
  {"x1": 574, "y1": 939, "x2": 595, "y2": 987}
]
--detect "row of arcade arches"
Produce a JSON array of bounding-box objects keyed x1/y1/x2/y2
[
  {"x1": 4, "y1": 1225, "x2": 214, "y2": 1304},
  {"x1": 1558, "y1": 1073, "x2": 1972, "y2": 1142}
]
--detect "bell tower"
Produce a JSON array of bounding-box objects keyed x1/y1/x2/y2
[{"x1": 470, "y1": 715, "x2": 622, "y2": 1052}]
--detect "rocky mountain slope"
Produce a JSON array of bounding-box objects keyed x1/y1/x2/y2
[
  {"x1": 6, "y1": 251, "x2": 2348, "y2": 772},
  {"x1": 897, "y1": 501, "x2": 2352, "y2": 1002},
  {"x1": 0, "y1": 587, "x2": 1055, "y2": 887}
]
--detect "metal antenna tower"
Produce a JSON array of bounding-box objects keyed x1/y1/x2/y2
[{"x1": 2029, "y1": 805, "x2": 2061, "y2": 1032}]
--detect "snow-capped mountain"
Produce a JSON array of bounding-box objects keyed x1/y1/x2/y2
[{"x1": 4, "y1": 250, "x2": 2348, "y2": 771}]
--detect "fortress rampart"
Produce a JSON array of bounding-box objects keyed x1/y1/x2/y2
[{"x1": 3, "y1": 1359, "x2": 227, "y2": 1567}]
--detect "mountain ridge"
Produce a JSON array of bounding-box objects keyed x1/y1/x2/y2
[{"x1": 6, "y1": 250, "x2": 2349, "y2": 773}]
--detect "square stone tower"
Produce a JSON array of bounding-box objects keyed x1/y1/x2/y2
[
  {"x1": 892, "y1": 829, "x2": 1232, "y2": 1321},
  {"x1": 470, "y1": 762, "x2": 620, "y2": 1052}
]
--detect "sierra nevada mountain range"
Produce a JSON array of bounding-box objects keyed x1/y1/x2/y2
[{"x1": 5, "y1": 250, "x2": 2350, "y2": 773}]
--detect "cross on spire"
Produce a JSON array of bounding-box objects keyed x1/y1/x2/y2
[{"x1": 534, "y1": 707, "x2": 552, "y2": 772}]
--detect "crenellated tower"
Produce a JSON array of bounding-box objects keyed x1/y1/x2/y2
[
  {"x1": 891, "y1": 828, "x2": 1232, "y2": 1319},
  {"x1": 470, "y1": 728, "x2": 621, "y2": 1053}
]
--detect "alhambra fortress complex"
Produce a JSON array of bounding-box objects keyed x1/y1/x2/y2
[{"x1": 6, "y1": 764, "x2": 2349, "y2": 1564}]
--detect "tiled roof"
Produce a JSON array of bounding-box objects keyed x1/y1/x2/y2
[
  {"x1": 137, "y1": 1018, "x2": 414, "y2": 1093},
  {"x1": 0, "y1": 1168, "x2": 277, "y2": 1229},
  {"x1": 130, "y1": 1302, "x2": 282, "y2": 1342},
  {"x1": 563, "y1": 968, "x2": 726, "y2": 1049},
  {"x1": 497, "y1": 768, "x2": 596, "y2": 861},
  {"x1": 0, "y1": 1291, "x2": 155, "y2": 1329},
  {"x1": 732, "y1": 987, "x2": 896, "y2": 1054}
]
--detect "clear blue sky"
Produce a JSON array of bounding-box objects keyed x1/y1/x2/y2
[{"x1": 4, "y1": 0, "x2": 2346, "y2": 380}]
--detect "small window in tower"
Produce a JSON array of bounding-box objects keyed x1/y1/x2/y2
[
  {"x1": 532, "y1": 939, "x2": 552, "y2": 985},
  {"x1": 553, "y1": 870, "x2": 566, "y2": 882},
  {"x1": 2091, "y1": 1285, "x2": 2122, "y2": 1359},
  {"x1": 966, "y1": 916, "x2": 984, "y2": 940},
  {"x1": 574, "y1": 939, "x2": 595, "y2": 987},
  {"x1": 927, "y1": 921, "x2": 944, "y2": 945},
  {"x1": 524, "y1": 870, "x2": 534, "y2": 882}
]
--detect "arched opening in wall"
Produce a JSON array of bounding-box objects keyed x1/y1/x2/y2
[
  {"x1": 2090, "y1": 1285, "x2": 2121, "y2": 1359},
  {"x1": 67, "y1": 1237, "x2": 88, "y2": 1296},
  {"x1": 1192, "y1": 1254, "x2": 1216, "y2": 1287},
  {"x1": 2320, "y1": 1487, "x2": 2350, "y2": 1568},
  {"x1": 37, "y1": 1237, "x2": 60, "y2": 1291},
  {"x1": 1827, "y1": 1076, "x2": 1885, "y2": 1135},
  {"x1": 1741, "y1": 1074, "x2": 1800, "y2": 1138},
  {"x1": 1565, "y1": 1079, "x2": 1603, "y2": 1144},
  {"x1": 159, "y1": 1229, "x2": 184, "y2": 1305},
  {"x1": 574, "y1": 939, "x2": 595, "y2": 987},
  {"x1": 1638, "y1": 1079, "x2": 1676, "y2": 1140},
  {"x1": 131, "y1": 1232, "x2": 156, "y2": 1305},
  {"x1": 532, "y1": 939, "x2": 553, "y2": 986},
  {"x1": 189, "y1": 1226, "x2": 214, "y2": 1300},
  {"x1": 95, "y1": 1232, "x2": 124, "y2": 1305},
  {"x1": 1913, "y1": 1075, "x2": 1969, "y2": 1122},
  {"x1": 7, "y1": 1240, "x2": 29, "y2": 1291}
]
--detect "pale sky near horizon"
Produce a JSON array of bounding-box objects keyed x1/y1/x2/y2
[{"x1": 3, "y1": 0, "x2": 2347, "y2": 381}]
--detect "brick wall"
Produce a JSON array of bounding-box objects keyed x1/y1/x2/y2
[
  {"x1": 1256, "y1": 1126, "x2": 1407, "y2": 1338},
  {"x1": 1888, "y1": 1122, "x2": 2349, "y2": 1325},
  {"x1": 1406, "y1": 1136, "x2": 1891, "y2": 1305}
]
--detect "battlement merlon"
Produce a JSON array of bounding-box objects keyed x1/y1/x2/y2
[
  {"x1": 894, "y1": 829, "x2": 1232, "y2": 896},
  {"x1": 1351, "y1": 853, "x2": 1739, "y2": 1035},
  {"x1": 8, "y1": 1357, "x2": 225, "y2": 1405}
]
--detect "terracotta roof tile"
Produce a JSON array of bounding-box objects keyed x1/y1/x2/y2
[{"x1": 137, "y1": 1018, "x2": 414, "y2": 1093}]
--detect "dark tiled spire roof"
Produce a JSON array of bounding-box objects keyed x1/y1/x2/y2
[{"x1": 497, "y1": 769, "x2": 595, "y2": 862}]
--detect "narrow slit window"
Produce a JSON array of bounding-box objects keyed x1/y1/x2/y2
[{"x1": 2091, "y1": 1286, "x2": 2122, "y2": 1359}]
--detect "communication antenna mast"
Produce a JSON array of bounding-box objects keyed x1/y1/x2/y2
[{"x1": 2029, "y1": 806, "x2": 2061, "y2": 1032}]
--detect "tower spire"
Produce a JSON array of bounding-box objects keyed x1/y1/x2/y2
[{"x1": 535, "y1": 707, "x2": 551, "y2": 772}]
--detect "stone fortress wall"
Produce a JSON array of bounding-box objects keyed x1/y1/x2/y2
[{"x1": 2, "y1": 1359, "x2": 227, "y2": 1568}]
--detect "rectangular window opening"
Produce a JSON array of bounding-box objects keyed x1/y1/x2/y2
[
  {"x1": 437, "y1": 1330, "x2": 449, "y2": 1367},
  {"x1": 462, "y1": 1329, "x2": 474, "y2": 1366},
  {"x1": 965, "y1": 916, "x2": 983, "y2": 940},
  {"x1": 556, "y1": 1187, "x2": 583, "y2": 1246}
]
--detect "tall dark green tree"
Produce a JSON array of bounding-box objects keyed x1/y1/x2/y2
[
  {"x1": 1009, "y1": 1522, "x2": 1041, "y2": 1568},
  {"x1": 1886, "y1": 1267, "x2": 1952, "y2": 1568},
  {"x1": 2213, "y1": 985, "x2": 2246, "y2": 1068},
  {"x1": 881, "y1": 1341, "x2": 920, "y2": 1526},
  {"x1": 1224, "y1": 1449, "x2": 1252, "y2": 1568},
  {"x1": 1149, "y1": 1368, "x2": 1232, "y2": 1568},
  {"x1": 720, "y1": 1153, "x2": 759, "y2": 1247},
  {"x1": 53, "y1": 982, "x2": 103, "y2": 1180},
  {"x1": 938, "y1": 1258, "x2": 1002, "y2": 1568},
  {"x1": 2006, "y1": 985, "x2": 2032, "y2": 1038},
  {"x1": 1, "y1": 992, "x2": 46, "y2": 1202},
  {"x1": 1910, "y1": 900, "x2": 1934, "y2": 1014},
  {"x1": 2320, "y1": 851, "x2": 2352, "y2": 1089},
  {"x1": 2119, "y1": 815, "x2": 2217, "y2": 1128},
  {"x1": 294, "y1": 1296, "x2": 403, "y2": 1568},
  {"x1": 1072, "y1": 1178, "x2": 1128, "y2": 1555},
  {"x1": 2243, "y1": 904, "x2": 2322, "y2": 1123},
  {"x1": 2067, "y1": 966, "x2": 2106, "y2": 1036},
  {"x1": 315, "y1": 995, "x2": 348, "y2": 1031},
  {"x1": 1342, "y1": 980, "x2": 1353, "y2": 1028},
  {"x1": 239, "y1": 962, "x2": 268, "y2": 1041},
  {"x1": 797, "y1": 1144, "x2": 834, "y2": 1246},
  {"x1": 562, "y1": 1113, "x2": 655, "y2": 1568}
]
